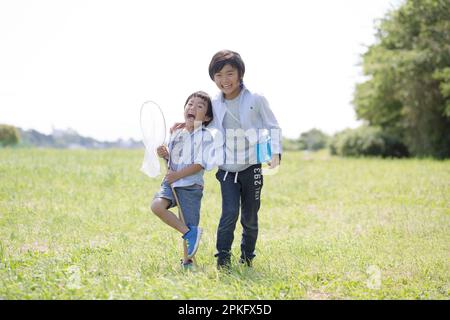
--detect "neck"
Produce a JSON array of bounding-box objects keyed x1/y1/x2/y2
[
  {"x1": 185, "y1": 123, "x2": 202, "y2": 133},
  {"x1": 185, "y1": 125, "x2": 194, "y2": 132},
  {"x1": 224, "y1": 87, "x2": 241, "y2": 100}
]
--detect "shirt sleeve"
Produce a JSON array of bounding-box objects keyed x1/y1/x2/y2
[
  {"x1": 167, "y1": 129, "x2": 180, "y2": 154},
  {"x1": 193, "y1": 128, "x2": 218, "y2": 171},
  {"x1": 256, "y1": 94, "x2": 283, "y2": 155}
]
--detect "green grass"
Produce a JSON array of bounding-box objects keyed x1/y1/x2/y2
[{"x1": 0, "y1": 149, "x2": 449, "y2": 299}]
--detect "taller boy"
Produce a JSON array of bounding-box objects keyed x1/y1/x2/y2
[{"x1": 208, "y1": 50, "x2": 282, "y2": 269}]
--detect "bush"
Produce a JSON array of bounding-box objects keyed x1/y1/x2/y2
[
  {"x1": 0, "y1": 124, "x2": 20, "y2": 147},
  {"x1": 282, "y1": 137, "x2": 302, "y2": 151},
  {"x1": 330, "y1": 126, "x2": 409, "y2": 158},
  {"x1": 298, "y1": 128, "x2": 329, "y2": 151}
]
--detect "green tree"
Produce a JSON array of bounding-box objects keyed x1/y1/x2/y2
[
  {"x1": 354, "y1": 0, "x2": 450, "y2": 158},
  {"x1": 0, "y1": 124, "x2": 20, "y2": 147},
  {"x1": 298, "y1": 128, "x2": 329, "y2": 151}
]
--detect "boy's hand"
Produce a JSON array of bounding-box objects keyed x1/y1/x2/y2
[
  {"x1": 170, "y1": 122, "x2": 185, "y2": 134},
  {"x1": 156, "y1": 145, "x2": 169, "y2": 159},
  {"x1": 165, "y1": 170, "x2": 180, "y2": 185},
  {"x1": 268, "y1": 154, "x2": 280, "y2": 169}
]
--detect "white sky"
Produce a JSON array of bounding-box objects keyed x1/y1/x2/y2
[{"x1": 0, "y1": 0, "x2": 402, "y2": 141}]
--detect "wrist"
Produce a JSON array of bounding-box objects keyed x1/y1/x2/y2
[{"x1": 174, "y1": 171, "x2": 182, "y2": 180}]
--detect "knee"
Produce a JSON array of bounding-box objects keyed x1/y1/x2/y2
[
  {"x1": 241, "y1": 220, "x2": 258, "y2": 231},
  {"x1": 220, "y1": 211, "x2": 239, "y2": 227},
  {"x1": 150, "y1": 200, "x2": 163, "y2": 216}
]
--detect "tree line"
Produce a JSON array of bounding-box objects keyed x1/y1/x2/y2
[{"x1": 0, "y1": 124, "x2": 141, "y2": 149}]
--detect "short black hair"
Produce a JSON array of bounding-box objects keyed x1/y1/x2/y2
[
  {"x1": 208, "y1": 50, "x2": 245, "y2": 81},
  {"x1": 184, "y1": 91, "x2": 213, "y2": 127}
]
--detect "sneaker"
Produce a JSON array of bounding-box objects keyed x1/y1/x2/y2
[
  {"x1": 180, "y1": 259, "x2": 194, "y2": 271},
  {"x1": 217, "y1": 256, "x2": 231, "y2": 270},
  {"x1": 239, "y1": 257, "x2": 253, "y2": 267},
  {"x1": 182, "y1": 226, "x2": 202, "y2": 258}
]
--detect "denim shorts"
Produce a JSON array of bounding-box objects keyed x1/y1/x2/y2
[{"x1": 153, "y1": 180, "x2": 203, "y2": 227}]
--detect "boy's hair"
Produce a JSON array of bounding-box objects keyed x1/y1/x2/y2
[
  {"x1": 184, "y1": 91, "x2": 213, "y2": 127},
  {"x1": 208, "y1": 50, "x2": 245, "y2": 82}
]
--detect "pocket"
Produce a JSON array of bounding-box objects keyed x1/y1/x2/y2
[
  {"x1": 183, "y1": 184, "x2": 203, "y2": 191},
  {"x1": 184, "y1": 186, "x2": 203, "y2": 201},
  {"x1": 181, "y1": 184, "x2": 203, "y2": 192}
]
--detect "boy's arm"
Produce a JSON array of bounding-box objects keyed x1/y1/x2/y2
[
  {"x1": 170, "y1": 122, "x2": 185, "y2": 134},
  {"x1": 268, "y1": 153, "x2": 280, "y2": 169},
  {"x1": 257, "y1": 95, "x2": 282, "y2": 166},
  {"x1": 165, "y1": 164, "x2": 203, "y2": 185}
]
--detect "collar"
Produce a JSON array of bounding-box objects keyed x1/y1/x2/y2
[
  {"x1": 219, "y1": 85, "x2": 249, "y2": 103},
  {"x1": 176, "y1": 124, "x2": 205, "y2": 137}
]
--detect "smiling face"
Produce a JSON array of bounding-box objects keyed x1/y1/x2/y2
[
  {"x1": 184, "y1": 96, "x2": 211, "y2": 131},
  {"x1": 213, "y1": 64, "x2": 242, "y2": 100}
]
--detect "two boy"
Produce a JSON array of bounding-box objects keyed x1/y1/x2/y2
[{"x1": 150, "y1": 50, "x2": 282, "y2": 270}]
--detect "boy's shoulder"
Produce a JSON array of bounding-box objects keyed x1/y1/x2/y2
[
  {"x1": 243, "y1": 88, "x2": 269, "y2": 107},
  {"x1": 170, "y1": 128, "x2": 196, "y2": 146},
  {"x1": 169, "y1": 128, "x2": 184, "y2": 139}
]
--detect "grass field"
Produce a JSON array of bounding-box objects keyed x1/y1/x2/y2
[{"x1": 0, "y1": 149, "x2": 449, "y2": 299}]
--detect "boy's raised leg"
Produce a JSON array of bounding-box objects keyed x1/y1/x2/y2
[{"x1": 150, "y1": 198, "x2": 189, "y2": 235}]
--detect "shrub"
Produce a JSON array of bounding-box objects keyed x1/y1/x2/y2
[
  {"x1": 282, "y1": 137, "x2": 302, "y2": 151},
  {"x1": 0, "y1": 124, "x2": 20, "y2": 147},
  {"x1": 330, "y1": 126, "x2": 409, "y2": 158},
  {"x1": 298, "y1": 128, "x2": 329, "y2": 151}
]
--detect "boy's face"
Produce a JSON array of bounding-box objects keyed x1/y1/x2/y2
[
  {"x1": 184, "y1": 96, "x2": 211, "y2": 129},
  {"x1": 213, "y1": 64, "x2": 242, "y2": 100}
]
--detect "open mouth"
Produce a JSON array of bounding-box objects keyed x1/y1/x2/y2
[{"x1": 186, "y1": 114, "x2": 195, "y2": 120}]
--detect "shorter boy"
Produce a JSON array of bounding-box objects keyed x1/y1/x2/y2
[{"x1": 150, "y1": 91, "x2": 215, "y2": 269}]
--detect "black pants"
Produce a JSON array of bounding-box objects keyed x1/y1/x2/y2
[{"x1": 215, "y1": 164, "x2": 263, "y2": 261}]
